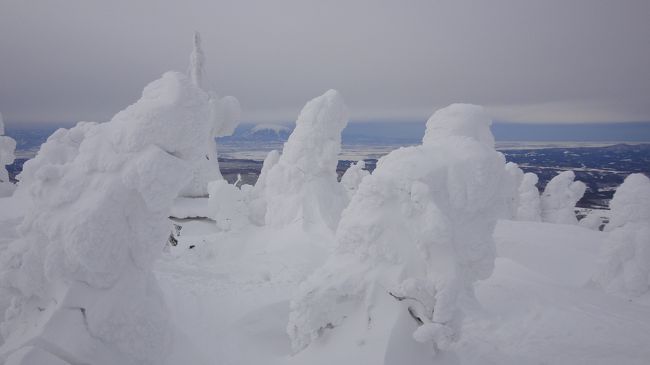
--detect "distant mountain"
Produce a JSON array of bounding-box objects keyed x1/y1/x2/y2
[{"x1": 220, "y1": 123, "x2": 292, "y2": 142}]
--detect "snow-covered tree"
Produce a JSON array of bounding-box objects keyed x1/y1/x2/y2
[
  {"x1": 0, "y1": 71, "x2": 218, "y2": 365},
  {"x1": 178, "y1": 31, "x2": 241, "y2": 198},
  {"x1": 263, "y1": 89, "x2": 349, "y2": 231},
  {"x1": 0, "y1": 112, "x2": 17, "y2": 197},
  {"x1": 594, "y1": 173, "x2": 650, "y2": 296},
  {"x1": 540, "y1": 170, "x2": 586, "y2": 224},
  {"x1": 340, "y1": 160, "x2": 369, "y2": 199},
  {"x1": 248, "y1": 149, "x2": 280, "y2": 226},
  {"x1": 287, "y1": 104, "x2": 510, "y2": 356},
  {"x1": 516, "y1": 172, "x2": 542, "y2": 221},
  {"x1": 188, "y1": 31, "x2": 205, "y2": 88}
]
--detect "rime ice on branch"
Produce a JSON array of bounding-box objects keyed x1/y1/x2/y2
[
  {"x1": 0, "y1": 113, "x2": 17, "y2": 197},
  {"x1": 263, "y1": 90, "x2": 349, "y2": 231},
  {"x1": 287, "y1": 104, "x2": 511, "y2": 354},
  {"x1": 540, "y1": 170, "x2": 586, "y2": 224}
]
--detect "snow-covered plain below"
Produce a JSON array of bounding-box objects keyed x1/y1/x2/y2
[{"x1": 1, "y1": 37, "x2": 650, "y2": 365}]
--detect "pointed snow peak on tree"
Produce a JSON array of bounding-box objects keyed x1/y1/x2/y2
[{"x1": 188, "y1": 31, "x2": 205, "y2": 88}]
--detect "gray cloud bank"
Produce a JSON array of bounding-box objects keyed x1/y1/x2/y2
[{"x1": 1, "y1": 0, "x2": 649, "y2": 124}]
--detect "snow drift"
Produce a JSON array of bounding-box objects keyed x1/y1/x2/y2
[
  {"x1": 0, "y1": 113, "x2": 17, "y2": 197},
  {"x1": 0, "y1": 71, "x2": 220, "y2": 365},
  {"x1": 287, "y1": 104, "x2": 511, "y2": 356}
]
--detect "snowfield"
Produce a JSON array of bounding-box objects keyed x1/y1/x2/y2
[{"x1": 1, "y1": 35, "x2": 649, "y2": 365}]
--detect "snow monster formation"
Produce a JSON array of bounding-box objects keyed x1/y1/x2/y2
[
  {"x1": 340, "y1": 160, "x2": 370, "y2": 199},
  {"x1": 0, "y1": 71, "x2": 219, "y2": 364},
  {"x1": 263, "y1": 90, "x2": 349, "y2": 231},
  {"x1": 0, "y1": 113, "x2": 17, "y2": 197},
  {"x1": 595, "y1": 173, "x2": 650, "y2": 296},
  {"x1": 516, "y1": 172, "x2": 542, "y2": 221},
  {"x1": 179, "y1": 31, "x2": 241, "y2": 197},
  {"x1": 540, "y1": 170, "x2": 586, "y2": 224},
  {"x1": 287, "y1": 104, "x2": 511, "y2": 358}
]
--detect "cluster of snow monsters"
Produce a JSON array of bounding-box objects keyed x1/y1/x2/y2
[
  {"x1": 287, "y1": 103, "x2": 511, "y2": 353},
  {"x1": 0, "y1": 35, "x2": 239, "y2": 365},
  {"x1": 0, "y1": 113, "x2": 17, "y2": 197},
  {"x1": 2, "y1": 33, "x2": 648, "y2": 364}
]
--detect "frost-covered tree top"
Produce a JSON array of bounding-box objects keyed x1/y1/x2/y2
[
  {"x1": 541, "y1": 170, "x2": 586, "y2": 224},
  {"x1": 263, "y1": 90, "x2": 349, "y2": 230},
  {"x1": 608, "y1": 173, "x2": 650, "y2": 228},
  {"x1": 423, "y1": 103, "x2": 495, "y2": 148},
  {"x1": 288, "y1": 104, "x2": 510, "y2": 354},
  {"x1": 0, "y1": 112, "x2": 17, "y2": 197},
  {"x1": 595, "y1": 173, "x2": 650, "y2": 297},
  {"x1": 279, "y1": 89, "x2": 348, "y2": 177},
  {"x1": 340, "y1": 160, "x2": 369, "y2": 198},
  {"x1": 188, "y1": 31, "x2": 205, "y2": 88}
]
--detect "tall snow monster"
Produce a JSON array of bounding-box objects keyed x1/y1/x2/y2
[
  {"x1": 0, "y1": 68, "x2": 223, "y2": 364},
  {"x1": 287, "y1": 104, "x2": 511, "y2": 358}
]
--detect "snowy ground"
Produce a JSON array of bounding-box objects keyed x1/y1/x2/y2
[{"x1": 80, "y1": 207, "x2": 648, "y2": 365}]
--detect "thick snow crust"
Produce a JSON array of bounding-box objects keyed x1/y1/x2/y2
[
  {"x1": 263, "y1": 90, "x2": 349, "y2": 231},
  {"x1": 0, "y1": 113, "x2": 17, "y2": 197},
  {"x1": 287, "y1": 104, "x2": 510, "y2": 354},
  {"x1": 0, "y1": 71, "x2": 221, "y2": 365},
  {"x1": 540, "y1": 170, "x2": 586, "y2": 224},
  {"x1": 595, "y1": 173, "x2": 650, "y2": 296}
]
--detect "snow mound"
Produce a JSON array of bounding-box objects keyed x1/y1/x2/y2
[
  {"x1": 288, "y1": 104, "x2": 510, "y2": 355},
  {"x1": 0, "y1": 70, "x2": 217, "y2": 364},
  {"x1": 263, "y1": 90, "x2": 349, "y2": 231},
  {"x1": 0, "y1": 113, "x2": 17, "y2": 197},
  {"x1": 540, "y1": 170, "x2": 585, "y2": 224},
  {"x1": 595, "y1": 173, "x2": 650, "y2": 296}
]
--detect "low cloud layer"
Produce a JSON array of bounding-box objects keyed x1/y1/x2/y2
[{"x1": 1, "y1": 0, "x2": 649, "y2": 124}]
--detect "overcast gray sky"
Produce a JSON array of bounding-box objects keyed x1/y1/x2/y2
[{"x1": 1, "y1": 0, "x2": 649, "y2": 124}]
